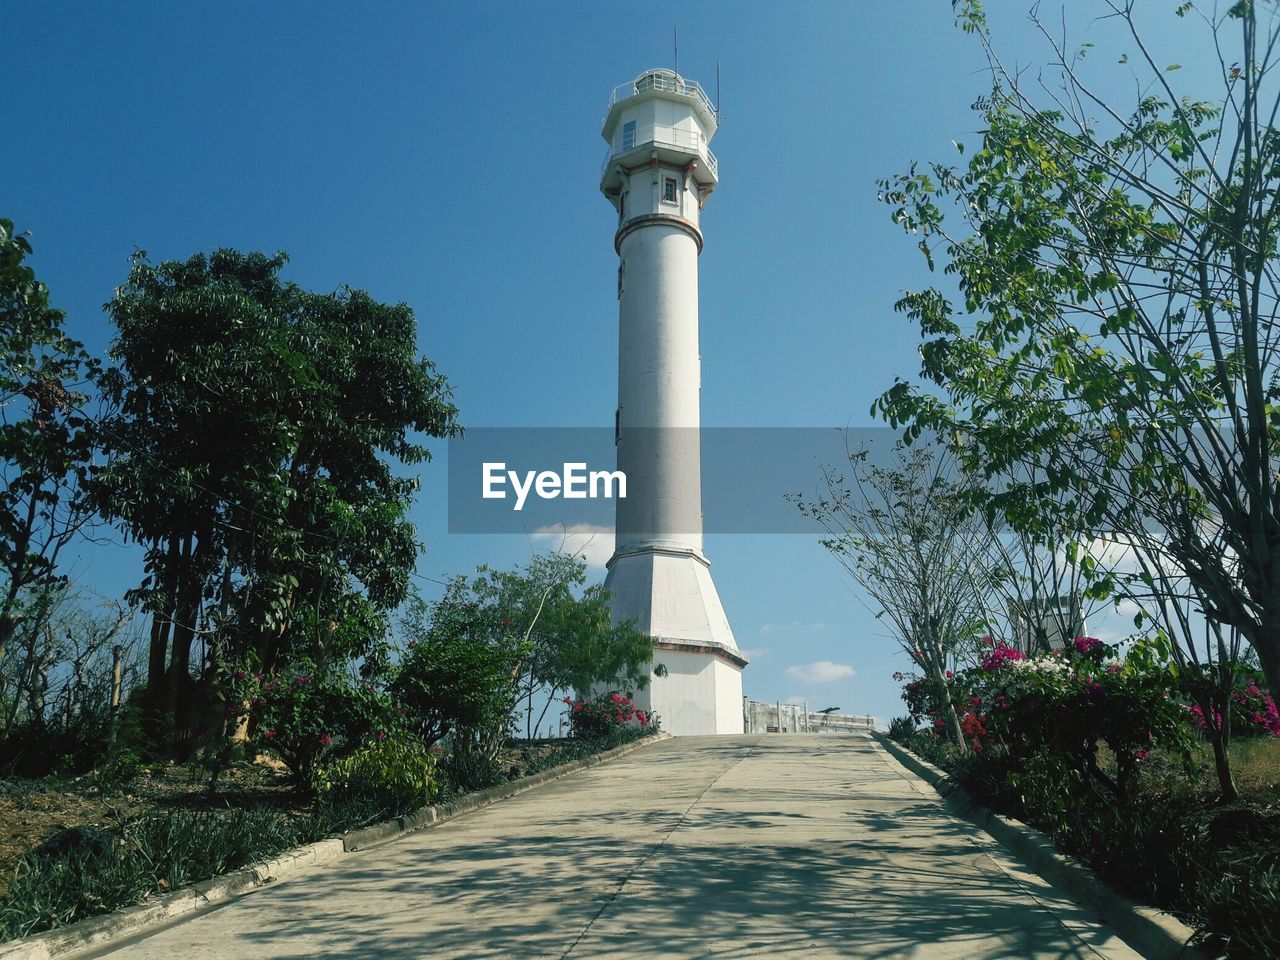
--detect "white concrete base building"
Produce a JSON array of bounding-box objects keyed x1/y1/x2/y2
[
  {"x1": 599, "y1": 69, "x2": 746, "y2": 735},
  {"x1": 606, "y1": 549, "x2": 746, "y2": 735}
]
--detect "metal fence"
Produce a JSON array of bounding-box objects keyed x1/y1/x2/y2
[{"x1": 743, "y1": 698, "x2": 875, "y2": 734}]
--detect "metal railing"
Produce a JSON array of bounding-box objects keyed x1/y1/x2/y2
[
  {"x1": 608, "y1": 71, "x2": 717, "y2": 119},
  {"x1": 743, "y1": 699, "x2": 876, "y2": 734},
  {"x1": 601, "y1": 123, "x2": 719, "y2": 178}
]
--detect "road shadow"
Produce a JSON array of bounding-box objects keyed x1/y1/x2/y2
[{"x1": 105, "y1": 735, "x2": 1132, "y2": 960}]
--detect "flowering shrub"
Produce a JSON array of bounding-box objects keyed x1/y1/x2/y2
[
  {"x1": 565, "y1": 691, "x2": 652, "y2": 740},
  {"x1": 246, "y1": 659, "x2": 401, "y2": 789},
  {"x1": 894, "y1": 637, "x2": 1192, "y2": 817},
  {"x1": 1187, "y1": 676, "x2": 1280, "y2": 738},
  {"x1": 962, "y1": 639, "x2": 1190, "y2": 810}
]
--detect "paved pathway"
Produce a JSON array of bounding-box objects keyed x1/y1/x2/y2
[{"x1": 100, "y1": 735, "x2": 1145, "y2": 959}]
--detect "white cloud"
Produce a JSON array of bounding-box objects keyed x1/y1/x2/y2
[
  {"x1": 738, "y1": 646, "x2": 769, "y2": 661},
  {"x1": 530, "y1": 523, "x2": 614, "y2": 572},
  {"x1": 1083, "y1": 533, "x2": 1190, "y2": 578},
  {"x1": 785, "y1": 660, "x2": 856, "y2": 684}
]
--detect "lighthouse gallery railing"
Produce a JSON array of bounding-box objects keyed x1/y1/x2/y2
[{"x1": 600, "y1": 123, "x2": 719, "y2": 179}]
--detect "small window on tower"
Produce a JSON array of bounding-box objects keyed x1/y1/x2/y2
[
  {"x1": 663, "y1": 177, "x2": 678, "y2": 204},
  {"x1": 622, "y1": 121, "x2": 636, "y2": 151}
]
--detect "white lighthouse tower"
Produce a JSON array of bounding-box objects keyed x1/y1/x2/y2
[{"x1": 600, "y1": 69, "x2": 746, "y2": 735}]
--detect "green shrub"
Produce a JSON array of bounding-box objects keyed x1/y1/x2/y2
[
  {"x1": 0, "y1": 713, "x2": 110, "y2": 778},
  {"x1": 391, "y1": 616, "x2": 519, "y2": 751},
  {"x1": 887, "y1": 715, "x2": 917, "y2": 742},
  {"x1": 316, "y1": 736, "x2": 440, "y2": 815},
  {"x1": 243, "y1": 660, "x2": 399, "y2": 789},
  {"x1": 441, "y1": 747, "x2": 507, "y2": 793}
]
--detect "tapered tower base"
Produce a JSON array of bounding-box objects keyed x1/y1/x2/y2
[{"x1": 605, "y1": 548, "x2": 747, "y2": 735}]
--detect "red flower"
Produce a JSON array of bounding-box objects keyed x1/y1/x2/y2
[{"x1": 319, "y1": 733, "x2": 333, "y2": 747}]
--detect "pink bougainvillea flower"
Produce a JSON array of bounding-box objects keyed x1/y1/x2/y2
[
  {"x1": 319, "y1": 733, "x2": 333, "y2": 746},
  {"x1": 980, "y1": 643, "x2": 1024, "y2": 671},
  {"x1": 1073, "y1": 636, "x2": 1103, "y2": 655}
]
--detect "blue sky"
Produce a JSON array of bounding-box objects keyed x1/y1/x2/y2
[{"x1": 5, "y1": 2, "x2": 1219, "y2": 724}]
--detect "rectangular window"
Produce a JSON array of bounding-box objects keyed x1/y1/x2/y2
[
  {"x1": 663, "y1": 177, "x2": 678, "y2": 203},
  {"x1": 622, "y1": 121, "x2": 636, "y2": 151}
]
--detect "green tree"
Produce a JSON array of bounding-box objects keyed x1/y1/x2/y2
[
  {"x1": 874, "y1": 1, "x2": 1280, "y2": 705},
  {"x1": 795, "y1": 443, "x2": 994, "y2": 751},
  {"x1": 0, "y1": 220, "x2": 103, "y2": 670},
  {"x1": 395, "y1": 554, "x2": 654, "y2": 753},
  {"x1": 93, "y1": 249, "x2": 459, "y2": 740},
  {"x1": 507, "y1": 555, "x2": 653, "y2": 737},
  {"x1": 394, "y1": 581, "x2": 522, "y2": 751}
]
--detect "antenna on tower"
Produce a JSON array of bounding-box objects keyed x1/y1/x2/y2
[{"x1": 673, "y1": 25, "x2": 679, "y2": 75}]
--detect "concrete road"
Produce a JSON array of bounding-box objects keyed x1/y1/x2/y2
[{"x1": 100, "y1": 735, "x2": 1145, "y2": 959}]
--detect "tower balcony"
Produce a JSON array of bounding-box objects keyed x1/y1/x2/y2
[
  {"x1": 604, "y1": 71, "x2": 717, "y2": 123},
  {"x1": 600, "y1": 123, "x2": 719, "y2": 185}
]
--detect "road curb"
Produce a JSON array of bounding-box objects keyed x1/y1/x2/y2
[
  {"x1": 0, "y1": 732, "x2": 672, "y2": 960},
  {"x1": 871, "y1": 732, "x2": 1214, "y2": 960}
]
